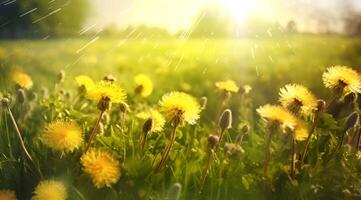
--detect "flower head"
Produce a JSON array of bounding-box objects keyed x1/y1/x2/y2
[
  {"x1": 80, "y1": 149, "x2": 120, "y2": 188},
  {"x1": 215, "y1": 80, "x2": 239, "y2": 93},
  {"x1": 136, "y1": 109, "x2": 165, "y2": 132},
  {"x1": 32, "y1": 180, "x2": 67, "y2": 200},
  {"x1": 322, "y1": 66, "x2": 361, "y2": 95},
  {"x1": 86, "y1": 81, "x2": 126, "y2": 104},
  {"x1": 279, "y1": 84, "x2": 317, "y2": 115},
  {"x1": 41, "y1": 121, "x2": 83, "y2": 153},
  {"x1": 134, "y1": 74, "x2": 153, "y2": 97},
  {"x1": 257, "y1": 105, "x2": 308, "y2": 141},
  {"x1": 12, "y1": 71, "x2": 33, "y2": 89},
  {"x1": 0, "y1": 189, "x2": 16, "y2": 200},
  {"x1": 75, "y1": 75, "x2": 95, "y2": 91},
  {"x1": 159, "y1": 92, "x2": 201, "y2": 125}
]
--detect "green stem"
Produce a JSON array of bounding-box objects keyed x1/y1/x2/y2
[
  {"x1": 6, "y1": 106, "x2": 43, "y2": 178},
  {"x1": 290, "y1": 138, "x2": 296, "y2": 179},
  {"x1": 154, "y1": 122, "x2": 179, "y2": 173},
  {"x1": 299, "y1": 112, "x2": 320, "y2": 169},
  {"x1": 85, "y1": 110, "x2": 105, "y2": 152}
]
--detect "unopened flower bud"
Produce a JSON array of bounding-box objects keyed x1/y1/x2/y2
[
  {"x1": 345, "y1": 112, "x2": 359, "y2": 131},
  {"x1": 97, "y1": 96, "x2": 111, "y2": 111},
  {"x1": 207, "y1": 134, "x2": 219, "y2": 148},
  {"x1": 316, "y1": 99, "x2": 326, "y2": 112},
  {"x1": 219, "y1": 109, "x2": 232, "y2": 132},
  {"x1": 1, "y1": 97, "x2": 10, "y2": 108},
  {"x1": 143, "y1": 118, "x2": 154, "y2": 133},
  {"x1": 120, "y1": 102, "x2": 129, "y2": 113},
  {"x1": 16, "y1": 88, "x2": 25, "y2": 103},
  {"x1": 344, "y1": 93, "x2": 356, "y2": 105},
  {"x1": 240, "y1": 124, "x2": 249, "y2": 134},
  {"x1": 200, "y1": 96, "x2": 207, "y2": 110},
  {"x1": 166, "y1": 183, "x2": 182, "y2": 200},
  {"x1": 58, "y1": 70, "x2": 65, "y2": 83}
]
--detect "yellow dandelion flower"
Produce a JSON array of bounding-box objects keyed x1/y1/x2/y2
[
  {"x1": 32, "y1": 180, "x2": 67, "y2": 200},
  {"x1": 41, "y1": 121, "x2": 83, "y2": 153},
  {"x1": 80, "y1": 149, "x2": 120, "y2": 188},
  {"x1": 75, "y1": 75, "x2": 95, "y2": 91},
  {"x1": 322, "y1": 66, "x2": 361, "y2": 95},
  {"x1": 279, "y1": 84, "x2": 317, "y2": 115},
  {"x1": 257, "y1": 105, "x2": 308, "y2": 141},
  {"x1": 294, "y1": 121, "x2": 308, "y2": 141},
  {"x1": 86, "y1": 81, "x2": 126, "y2": 103},
  {"x1": 136, "y1": 109, "x2": 165, "y2": 132},
  {"x1": 134, "y1": 74, "x2": 153, "y2": 97},
  {"x1": 159, "y1": 92, "x2": 201, "y2": 125},
  {"x1": 0, "y1": 189, "x2": 16, "y2": 200},
  {"x1": 215, "y1": 80, "x2": 239, "y2": 93},
  {"x1": 12, "y1": 71, "x2": 33, "y2": 90}
]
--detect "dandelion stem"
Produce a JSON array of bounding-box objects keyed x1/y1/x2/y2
[
  {"x1": 215, "y1": 129, "x2": 226, "y2": 151},
  {"x1": 154, "y1": 121, "x2": 179, "y2": 173},
  {"x1": 199, "y1": 150, "x2": 214, "y2": 194},
  {"x1": 6, "y1": 106, "x2": 43, "y2": 178},
  {"x1": 290, "y1": 138, "x2": 296, "y2": 179},
  {"x1": 356, "y1": 127, "x2": 361, "y2": 150},
  {"x1": 263, "y1": 129, "x2": 274, "y2": 181},
  {"x1": 299, "y1": 112, "x2": 320, "y2": 169},
  {"x1": 85, "y1": 110, "x2": 105, "y2": 152}
]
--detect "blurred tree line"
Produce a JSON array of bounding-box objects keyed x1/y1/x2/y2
[{"x1": 0, "y1": 0, "x2": 88, "y2": 38}]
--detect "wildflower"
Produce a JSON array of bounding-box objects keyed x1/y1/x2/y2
[
  {"x1": 32, "y1": 180, "x2": 67, "y2": 200},
  {"x1": 240, "y1": 84, "x2": 252, "y2": 95},
  {"x1": 86, "y1": 81, "x2": 126, "y2": 104},
  {"x1": 322, "y1": 66, "x2": 361, "y2": 95},
  {"x1": 134, "y1": 74, "x2": 153, "y2": 97},
  {"x1": 257, "y1": 105, "x2": 308, "y2": 141},
  {"x1": 215, "y1": 80, "x2": 239, "y2": 93},
  {"x1": 0, "y1": 189, "x2": 16, "y2": 200},
  {"x1": 159, "y1": 92, "x2": 201, "y2": 125},
  {"x1": 12, "y1": 71, "x2": 33, "y2": 90},
  {"x1": 279, "y1": 84, "x2": 317, "y2": 115},
  {"x1": 41, "y1": 121, "x2": 83, "y2": 153},
  {"x1": 136, "y1": 109, "x2": 165, "y2": 132},
  {"x1": 75, "y1": 75, "x2": 94, "y2": 91},
  {"x1": 80, "y1": 149, "x2": 120, "y2": 188}
]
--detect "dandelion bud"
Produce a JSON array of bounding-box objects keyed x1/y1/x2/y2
[
  {"x1": 344, "y1": 93, "x2": 356, "y2": 105},
  {"x1": 345, "y1": 112, "x2": 359, "y2": 131},
  {"x1": 316, "y1": 99, "x2": 326, "y2": 112},
  {"x1": 207, "y1": 134, "x2": 219, "y2": 148},
  {"x1": 97, "y1": 96, "x2": 111, "y2": 111},
  {"x1": 240, "y1": 124, "x2": 249, "y2": 134},
  {"x1": 103, "y1": 75, "x2": 117, "y2": 83},
  {"x1": 64, "y1": 91, "x2": 71, "y2": 99},
  {"x1": 219, "y1": 109, "x2": 232, "y2": 132},
  {"x1": 200, "y1": 96, "x2": 207, "y2": 110},
  {"x1": 143, "y1": 118, "x2": 154, "y2": 133},
  {"x1": 166, "y1": 183, "x2": 182, "y2": 200},
  {"x1": 59, "y1": 89, "x2": 65, "y2": 96},
  {"x1": 40, "y1": 87, "x2": 48, "y2": 97},
  {"x1": 120, "y1": 102, "x2": 129, "y2": 113},
  {"x1": 1, "y1": 97, "x2": 10, "y2": 108},
  {"x1": 16, "y1": 88, "x2": 25, "y2": 103},
  {"x1": 57, "y1": 70, "x2": 65, "y2": 83}
]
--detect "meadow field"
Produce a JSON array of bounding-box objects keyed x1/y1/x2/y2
[{"x1": 1, "y1": 35, "x2": 361, "y2": 199}]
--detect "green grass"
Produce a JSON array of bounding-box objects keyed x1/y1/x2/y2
[{"x1": 0, "y1": 35, "x2": 361, "y2": 199}]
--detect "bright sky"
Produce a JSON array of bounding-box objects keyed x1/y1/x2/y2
[{"x1": 88, "y1": 0, "x2": 361, "y2": 33}]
